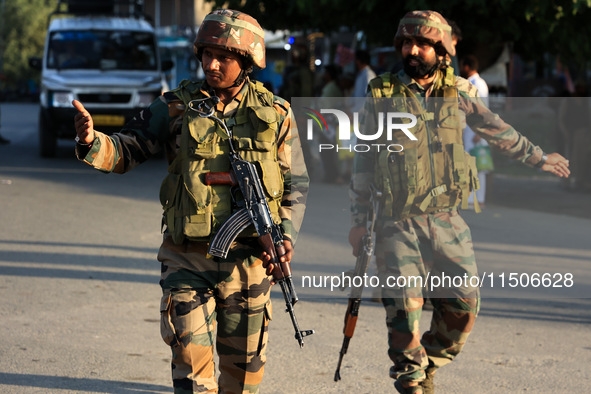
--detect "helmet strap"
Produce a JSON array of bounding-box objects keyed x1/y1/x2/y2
[
  {"x1": 231, "y1": 57, "x2": 253, "y2": 87},
  {"x1": 232, "y1": 69, "x2": 248, "y2": 87},
  {"x1": 424, "y1": 60, "x2": 440, "y2": 78}
]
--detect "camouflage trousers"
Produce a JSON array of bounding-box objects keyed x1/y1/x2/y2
[
  {"x1": 157, "y1": 235, "x2": 272, "y2": 394},
  {"x1": 375, "y1": 210, "x2": 480, "y2": 385}
]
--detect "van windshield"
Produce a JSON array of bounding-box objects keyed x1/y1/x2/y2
[{"x1": 47, "y1": 30, "x2": 157, "y2": 70}]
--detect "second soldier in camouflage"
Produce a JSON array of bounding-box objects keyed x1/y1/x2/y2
[{"x1": 349, "y1": 10, "x2": 570, "y2": 394}]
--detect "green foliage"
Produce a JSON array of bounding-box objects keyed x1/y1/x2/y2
[
  {"x1": 3, "y1": 0, "x2": 590, "y2": 91},
  {"x1": 204, "y1": 0, "x2": 591, "y2": 66},
  {"x1": 0, "y1": 0, "x2": 58, "y2": 91},
  {"x1": 513, "y1": 0, "x2": 591, "y2": 65}
]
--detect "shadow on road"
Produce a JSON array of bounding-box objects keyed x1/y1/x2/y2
[{"x1": 0, "y1": 372, "x2": 171, "y2": 393}]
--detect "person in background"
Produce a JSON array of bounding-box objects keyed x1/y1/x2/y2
[
  {"x1": 445, "y1": 18, "x2": 462, "y2": 75},
  {"x1": 558, "y1": 81, "x2": 591, "y2": 191},
  {"x1": 350, "y1": 49, "x2": 376, "y2": 113},
  {"x1": 0, "y1": 105, "x2": 9, "y2": 145},
  {"x1": 280, "y1": 41, "x2": 318, "y2": 178},
  {"x1": 320, "y1": 64, "x2": 343, "y2": 98},
  {"x1": 319, "y1": 64, "x2": 345, "y2": 182},
  {"x1": 280, "y1": 41, "x2": 314, "y2": 101},
  {"x1": 340, "y1": 72, "x2": 355, "y2": 98},
  {"x1": 460, "y1": 54, "x2": 491, "y2": 207}
]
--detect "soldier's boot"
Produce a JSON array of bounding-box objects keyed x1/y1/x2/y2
[{"x1": 395, "y1": 380, "x2": 424, "y2": 394}]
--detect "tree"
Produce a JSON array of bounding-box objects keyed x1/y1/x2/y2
[
  {"x1": 0, "y1": 0, "x2": 57, "y2": 95},
  {"x1": 204, "y1": 0, "x2": 591, "y2": 71}
]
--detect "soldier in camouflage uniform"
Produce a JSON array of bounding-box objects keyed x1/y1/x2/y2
[
  {"x1": 73, "y1": 9, "x2": 308, "y2": 394},
  {"x1": 348, "y1": 10, "x2": 570, "y2": 394}
]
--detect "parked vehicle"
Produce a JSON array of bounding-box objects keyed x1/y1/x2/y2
[{"x1": 29, "y1": 0, "x2": 172, "y2": 157}]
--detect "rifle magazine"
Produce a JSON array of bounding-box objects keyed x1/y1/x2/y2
[{"x1": 208, "y1": 208, "x2": 252, "y2": 258}]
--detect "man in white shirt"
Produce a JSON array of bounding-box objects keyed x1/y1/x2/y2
[
  {"x1": 460, "y1": 54, "x2": 490, "y2": 206},
  {"x1": 350, "y1": 49, "x2": 377, "y2": 112}
]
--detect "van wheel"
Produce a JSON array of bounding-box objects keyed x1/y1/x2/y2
[{"x1": 39, "y1": 110, "x2": 57, "y2": 157}]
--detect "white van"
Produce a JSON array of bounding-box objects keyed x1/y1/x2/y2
[{"x1": 30, "y1": 0, "x2": 171, "y2": 157}]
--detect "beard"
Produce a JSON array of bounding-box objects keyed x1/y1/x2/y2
[{"x1": 403, "y1": 55, "x2": 439, "y2": 79}]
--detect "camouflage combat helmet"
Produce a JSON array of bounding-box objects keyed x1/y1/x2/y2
[
  {"x1": 194, "y1": 9, "x2": 266, "y2": 69},
  {"x1": 394, "y1": 10, "x2": 455, "y2": 57}
]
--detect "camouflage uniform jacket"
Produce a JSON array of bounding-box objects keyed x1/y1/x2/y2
[
  {"x1": 77, "y1": 78, "x2": 309, "y2": 243},
  {"x1": 350, "y1": 69, "x2": 545, "y2": 226}
]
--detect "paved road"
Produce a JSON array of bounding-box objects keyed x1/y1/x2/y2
[{"x1": 0, "y1": 103, "x2": 590, "y2": 393}]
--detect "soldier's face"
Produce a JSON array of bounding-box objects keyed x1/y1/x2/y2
[
  {"x1": 201, "y1": 47, "x2": 243, "y2": 89},
  {"x1": 401, "y1": 37, "x2": 438, "y2": 79}
]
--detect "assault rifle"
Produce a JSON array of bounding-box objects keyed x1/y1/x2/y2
[
  {"x1": 188, "y1": 96, "x2": 314, "y2": 348},
  {"x1": 334, "y1": 184, "x2": 382, "y2": 381}
]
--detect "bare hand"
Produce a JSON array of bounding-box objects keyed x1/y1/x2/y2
[
  {"x1": 72, "y1": 100, "x2": 95, "y2": 144},
  {"x1": 261, "y1": 239, "x2": 293, "y2": 283},
  {"x1": 541, "y1": 152, "x2": 570, "y2": 178},
  {"x1": 348, "y1": 226, "x2": 367, "y2": 257}
]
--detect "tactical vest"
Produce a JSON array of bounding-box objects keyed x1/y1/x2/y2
[
  {"x1": 159, "y1": 79, "x2": 284, "y2": 244},
  {"x1": 369, "y1": 69, "x2": 480, "y2": 221}
]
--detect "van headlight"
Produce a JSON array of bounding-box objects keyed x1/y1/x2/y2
[
  {"x1": 138, "y1": 92, "x2": 158, "y2": 107},
  {"x1": 50, "y1": 91, "x2": 74, "y2": 108}
]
